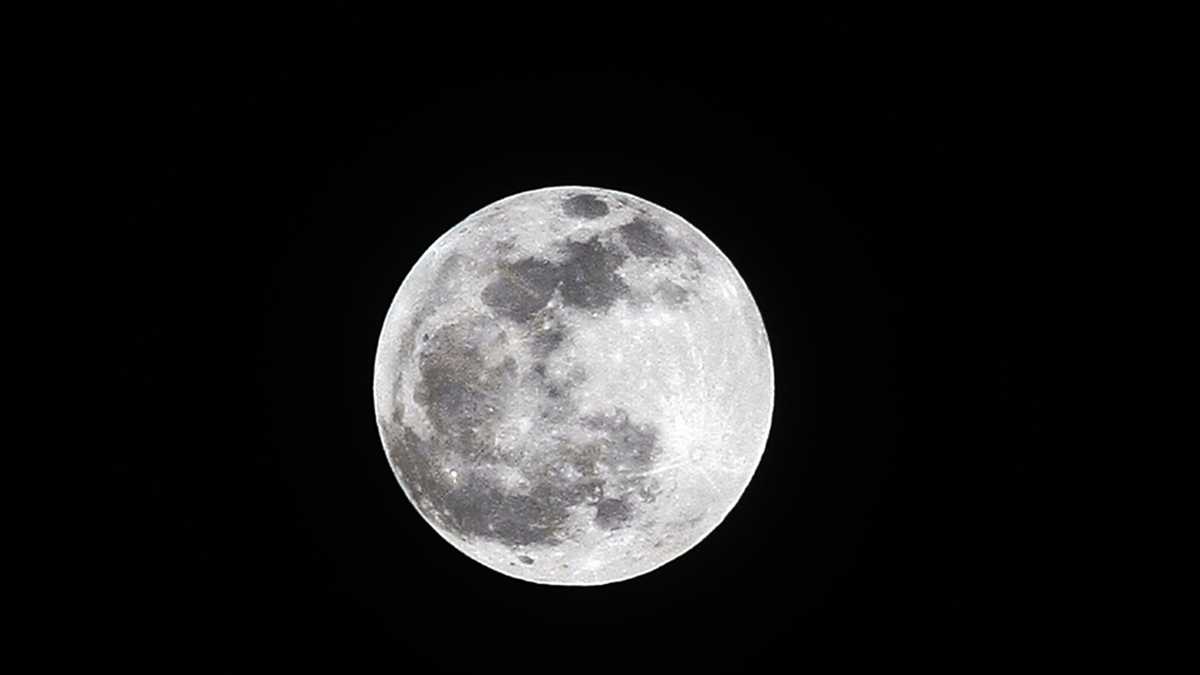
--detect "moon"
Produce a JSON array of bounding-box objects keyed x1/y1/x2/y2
[{"x1": 373, "y1": 186, "x2": 774, "y2": 585}]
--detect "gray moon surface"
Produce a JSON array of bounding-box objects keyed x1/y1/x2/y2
[{"x1": 373, "y1": 186, "x2": 774, "y2": 585}]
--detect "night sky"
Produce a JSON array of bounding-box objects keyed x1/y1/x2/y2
[{"x1": 105, "y1": 8, "x2": 1053, "y2": 670}]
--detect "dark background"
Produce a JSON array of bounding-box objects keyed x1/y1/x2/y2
[{"x1": 105, "y1": 8, "x2": 1051, "y2": 670}]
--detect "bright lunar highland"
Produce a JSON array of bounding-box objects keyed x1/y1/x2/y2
[{"x1": 373, "y1": 186, "x2": 774, "y2": 585}]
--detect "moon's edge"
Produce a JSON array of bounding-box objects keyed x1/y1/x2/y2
[{"x1": 370, "y1": 185, "x2": 777, "y2": 586}]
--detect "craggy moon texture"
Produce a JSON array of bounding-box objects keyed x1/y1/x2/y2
[{"x1": 373, "y1": 186, "x2": 773, "y2": 585}]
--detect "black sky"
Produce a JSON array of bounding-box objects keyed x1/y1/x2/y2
[{"x1": 104, "y1": 8, "x2": 1053, "y2": 671}]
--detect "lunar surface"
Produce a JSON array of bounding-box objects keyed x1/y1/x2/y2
[{"x1": 373, "y1": 186, "x2": 773, "y2": 585}]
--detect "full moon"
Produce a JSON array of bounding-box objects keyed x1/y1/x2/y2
[{"x1": 373, "y1": 186, "x2": 774, "y2": 585}]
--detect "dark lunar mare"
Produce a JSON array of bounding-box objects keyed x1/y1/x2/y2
[
  {"x1": 384, "y1": 404, "x2": 663, "y2": 548},
  {"x1": 480, "y1": 257, "x2": 560, "y2": 323},
  {"x1": 482, "y1": 233, "x2": 632, "y2": 321},
  {"x1": 385, "y1": 223, "x2": 680, "y2": 553},
  {"x1": 562, "y1": 193, "x2": 609, "y2": 220},
  {"x1": 557, "y1": 238, "x2": 629, "y2": 310},
  {"x1": 595, "y1": 498, "x2": 633, "y2": 530},
  {"x1": 413, "y1": 320, "x2": 516, "y2": 441},
  {"x1": 619, "y1": 217, "x2": 675, "y2": 258},
  {"x1": 575, "y1": 410, "x2": 662, "y2": 530}
]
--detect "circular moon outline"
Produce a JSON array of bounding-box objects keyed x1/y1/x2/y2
[{"x1": 373, "y1": 185, "x2": 775, "y2": 585}]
